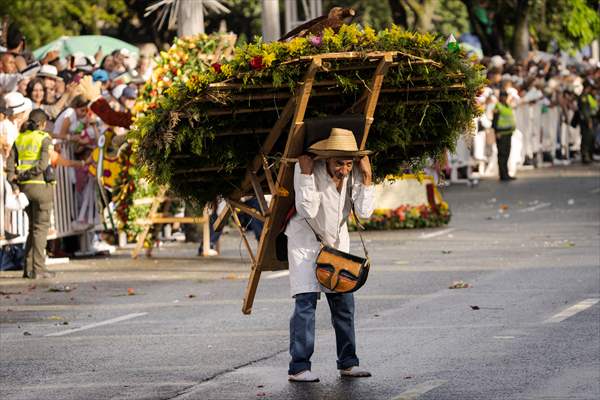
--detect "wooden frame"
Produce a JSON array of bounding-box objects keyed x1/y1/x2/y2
[{"x1": 220, "y1": 52, "x2": 399, "y2": 314}]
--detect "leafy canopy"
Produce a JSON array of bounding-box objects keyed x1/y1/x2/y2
[{"x1": 0, "y1": 0, "x2": 127, "y2": 49}]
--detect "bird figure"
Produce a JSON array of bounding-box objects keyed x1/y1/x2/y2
[{"x1": 279, "y1": 7, "x2": 356, "y2": 41}]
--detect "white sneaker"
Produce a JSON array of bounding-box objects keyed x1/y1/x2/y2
[
  {"x1": 288, "y1": 370, "x2": 320, "y2": 382},
  {"x1": 200, "y1": 248, "x2": 218, "y2": 256}
]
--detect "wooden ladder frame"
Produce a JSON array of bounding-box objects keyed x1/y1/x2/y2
[{"x1": 214, "y1": 52, "x2": 395, "y2": 314}]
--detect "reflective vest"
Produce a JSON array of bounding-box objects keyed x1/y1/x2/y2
[
  {"x1": 14, "y1": 130, "x2": 50, "y2": 184},
  {"x1": 495, "y1": 103, "x2": 516, "y2": 132}
]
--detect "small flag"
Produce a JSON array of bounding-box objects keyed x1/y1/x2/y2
[{"x1": 445, "y1": 34, "x2": 460, "y2": 53}]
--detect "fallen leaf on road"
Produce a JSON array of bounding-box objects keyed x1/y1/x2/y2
[
  {"x1": 449, "y1": 281, "x2": 471, "y2": 289},
  {"x1": 404, "y1": 376, "x2": 413, "y2": 379},
  {"x1": 256, "y1": 393, "x2": 266, "y2": 397},
  {"x1": 224, "y1": 274, "x2": 238, "y2": 280},
  {"x1": 23, "y1": 331, "x2": 32, "y2": 336},
  {"x1": 188, "y1": 294, "x2": 196, "y2": 298},
  {"x1": 441, "y1": 250, "x2": 452, "y2": 254},
  {"x1": 470, "y1": 305, "x2": 480, "y2": 310},
  {"x1": 257, "y1": 385, "x2": 264, "y2": 388},
  {"x1": 499, "y1": 204, "x2": 509, "y2": 211},
  {"x1": 127, "y1": 288, "x2": 136, "y2": 296}
]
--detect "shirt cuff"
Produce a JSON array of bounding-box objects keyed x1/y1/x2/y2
[{"x1": 297, "y1": 172, "x2": 316, "y2": 188}]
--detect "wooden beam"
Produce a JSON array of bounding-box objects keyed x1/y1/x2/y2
[
  {"x1": 201, "y1": 206, "x2": 211, "y2": 257},
  {"x1": 242, "y1": 59, "x2": 321, "y2": 314},
  {"x1": 213, "y1": 205, "x2": 231, "y2": 232},
  {"x1": 135, "y1": 216, "x2": 207, "y2": 225},
  {"x1": 361, "y1": 54, "x2": 393, "y2": 149},
  {"x1": 131, "y1": 186, "x2": 167, "y2": 259},
  {"x1": 228, "y1": 199, "x2": 266, "y2": 222},
  {"x1": 249, "y1": 172, "x2": 269, "y2": 215}
]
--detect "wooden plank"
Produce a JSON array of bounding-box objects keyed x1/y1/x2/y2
[
  {"x1": 135, "y1": 216, "x2": 207, "y2": 225},
  {"x1": 213, "y1": 206, "x2": 231, "y2": 232},
  {"x1": 202, "y1": 206, "x2": 211, "y2": 257},
  {"x1": 132, "y1": 187, "x2": 167, "y2": 259},
  {"x1": 249, "y1": 172, "x2": 269, "y2": 215},
  {"x1": 228, "y1": 199, "x2": 266, "y2": 222},
  {"x1": 242, "y1": 59, "x2": 321, "y2": 314},
  {"x1": 361, "y1": 54, "x2": 393, "y2": 149}
]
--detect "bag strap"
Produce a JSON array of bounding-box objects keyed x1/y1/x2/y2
[{"x1": 304, "y1": 169, "x2": 369, "y2": 259}]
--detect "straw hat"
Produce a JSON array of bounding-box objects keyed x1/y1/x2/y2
[{"x1": 308, "y1": 128, "x2": 372, "y2": 158}]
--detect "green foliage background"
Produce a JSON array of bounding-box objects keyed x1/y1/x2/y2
[{"x1": 0, "y1": 0, "x2": 127, "y2": 49}]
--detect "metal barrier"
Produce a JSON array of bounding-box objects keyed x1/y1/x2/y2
[{"x1": 1, "y1": 142, "x2": 81, "y2": 246}]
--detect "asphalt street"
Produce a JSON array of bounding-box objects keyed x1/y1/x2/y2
[{"x1": 1, "y1": 164, "x2": 599, "y2": 400}]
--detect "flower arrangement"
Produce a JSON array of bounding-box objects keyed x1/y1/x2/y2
[
  {"x1": 131, "y1": 25, "x2": 485, "y2": 206},
  {"x1": 350, "y1": 202, "x2": 451, "y2": 231},
  {"x1": 134, "y1": 33, "x2": 237, "y2": 115}
]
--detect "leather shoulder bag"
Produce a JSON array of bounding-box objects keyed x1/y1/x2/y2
[{"x1": 305, "y1": 173, "x2": 370, "y2": 293}]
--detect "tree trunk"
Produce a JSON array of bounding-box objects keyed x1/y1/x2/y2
[
  {"x1": 512, "y1": 0, "x2": 530, "y2": 61},
  {"x1": 178, "y1": 0, "x2": 205, "y2": 37},
  {"x1": 388, "y1": 0, "x2": 409, "y2": 28},
  {"x1": 261, "y1": 0, "x2": 280, "y2": 42},
  {"x1": 400, "y1": 0, "x2": 437, "y2": 32}
]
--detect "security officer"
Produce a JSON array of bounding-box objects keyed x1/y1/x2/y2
[
  {"x1": 6, "y1": 109, "x2": 55, "y2": 279},
  {"x1": 493, "y1": 91, "x2": 516, "y2": 181}
]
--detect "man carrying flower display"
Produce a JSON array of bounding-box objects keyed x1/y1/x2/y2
[{"x1": 285, "y1": 128, "x2": 375, "y2": 382}]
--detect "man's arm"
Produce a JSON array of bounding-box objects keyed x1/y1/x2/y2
[
  {"x1": 294, "y1": 156, "x2": 320, "y2": 219},
  {"x1": 351, "y1": 156, "x2": 375, "y2": 219}
]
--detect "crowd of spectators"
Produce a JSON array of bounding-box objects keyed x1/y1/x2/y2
[
  {"x1": 460, "y1": 51, "x2": 600, "y2": 181},
  {"x1": 0, "y1": 24, "x2": 155, "y2": 255}
]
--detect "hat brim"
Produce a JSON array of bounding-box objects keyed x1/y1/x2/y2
[
  {"x1": 37, "y1": 73, "x2": 62, "y2": 80},
  {"x1": 309, "y1": 149, "x2": 373, "y2": 159}
]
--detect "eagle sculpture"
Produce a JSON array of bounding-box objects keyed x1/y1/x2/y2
[{"x1": 279, "y1": 6, "x2": 356, "y2": 41}]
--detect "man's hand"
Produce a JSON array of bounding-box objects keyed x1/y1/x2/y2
[
  {"x1": 298, "y1": 155, "x2": 314, "y2": 175},
  {"x1": 358, "y1": 155, "x2": 372, "y2": 186}
]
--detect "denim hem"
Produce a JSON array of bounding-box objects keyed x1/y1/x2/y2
[
  {"x1": 337, "y1": 358, "x2": 359, "y2": 370},
  {"x1": 288, "y1": 361, "x2": 312, "y2": 375}
]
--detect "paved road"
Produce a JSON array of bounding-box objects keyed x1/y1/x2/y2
[{"x1": 1, "y1": 165, "x2": 599, "y2": 400}]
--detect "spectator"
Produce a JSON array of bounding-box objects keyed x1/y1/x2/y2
[
  {"x1": 26, "y1": 78, "x2": 46, "y2": 110},
  {"x1": 36, "y1": 64, "x2": 61, "y2": 105},
  {"x1": 493, "y1": 90, "x2": 517, "y2": 181}
]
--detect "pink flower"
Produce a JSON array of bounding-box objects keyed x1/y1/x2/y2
[
  {"x1": 249, "y1": 56, "x2": 264, "y2": 70},
  {"x1": 309, "y1": 35, "x2": 322, "y2": 47}
]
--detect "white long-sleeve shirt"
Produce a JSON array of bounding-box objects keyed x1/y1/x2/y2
[{"x1": 285, "y1": 160, "x2": 375, "y2": 296}]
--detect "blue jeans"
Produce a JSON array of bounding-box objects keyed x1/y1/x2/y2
[{"x1": 288, "y1": 292, "x2": 359, "y2": 375}]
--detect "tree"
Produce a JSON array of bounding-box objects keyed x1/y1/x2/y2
[
  {"x1": 388, "y1": 0, "x2": 437, "y2": 32},
  {"x1": 512, "y1": 0, "x2": 530, "y2": 61},
  {"x1": 530, "y1": 0, "x2": 600, "y2": 53},
  {"x1": 462, "y1": 0, "x2": 600, "y2": 59},
  {"x1": 0, "y1": 0, "x2": 127, "y2": 49}
]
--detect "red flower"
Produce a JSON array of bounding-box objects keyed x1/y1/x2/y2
[
  {"x1": 211, "y1": 63, "x2": 222, "y2": 73},
  {"x1": 249, "y1": 56, "x2": 264, "y2": 70}
]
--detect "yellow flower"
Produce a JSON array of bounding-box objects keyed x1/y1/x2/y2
[
  {"x1": 409, "y1": 207, "x2": 421, "y2": 218},
  {"x1": 363, "y1": 26, "x2": 377, "y2": 44},
  {"x1": 286, "y1": 37, "x2": 308, "y2": 56},
  {"x1": 262, "y1": 52, "x2": 276, "y2": 67},
  {"x1": 220, "y1": 64, "x2": 234, "y2": 78}
]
